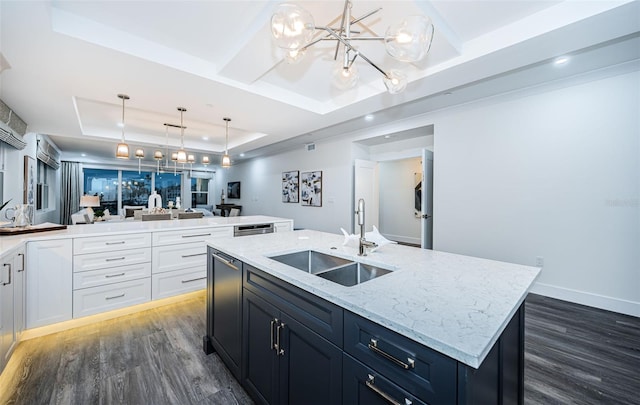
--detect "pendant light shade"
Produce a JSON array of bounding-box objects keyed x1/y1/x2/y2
[
  {"x1": 135, "y1": 148, "x2": 144, "y2": 174},
  {"x1": 222, "y1": 117, "x2": 231, "y2": 168},
  {"x1": 176, "y1": 107, "x2": 188, "y2": 164},
  {"x1": 115, "y1": 94, "x2": 130, "y2": 159},
  {"x1": 202, "y1": 156, "x2": 210, "y2": 165}
]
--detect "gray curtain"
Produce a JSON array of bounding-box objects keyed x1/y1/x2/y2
[{"x1": 60, "y1": 161, "x2": 81, "y2": 225}]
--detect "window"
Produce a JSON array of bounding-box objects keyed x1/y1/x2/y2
[
  {"x1": 36, "y1": 159, "x2": 49, "y2": 210},
  {"x1": 84, "y1": 168, "x2": 118, "y2": 214},
  {"x1": 82, "y1": 168, "x2": 183, "y2": 215},
  {"x1": 191, "y1": 177, "x2": 209, "y2": 207},
  {"x1": 156, "y1": 172, "x2": 181, "y2": 208},
  {"x1": 121, "y1": 171, "x2": 152, "y2": 207}
]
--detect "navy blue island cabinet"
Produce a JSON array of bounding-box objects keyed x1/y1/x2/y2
[{"x1": 204, "y1": 248, "x2": 525, "y2": 405}]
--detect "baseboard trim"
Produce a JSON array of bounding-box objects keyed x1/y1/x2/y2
[{"x1": 530, "y1": 282, "x2": 639, "y2": 317}]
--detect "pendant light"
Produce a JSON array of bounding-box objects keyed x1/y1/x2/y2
[
  {"x1": 222, "y1": 117, "x2": 231, "y2": 168},
  {"x1": 202, "y1": 156, "x2": 210, "y2": 166},
  {"x1": 154, "y1": 150, "x2": 163, "y2": 173},
  {"x1": 176, "y1": 107, "x2": 187, "y2": 164},
  {"x1": 135, "y1": 148, "x2": 144, "y2": 173},
  {"x1": 115, "y1": 94, "x2": 130, "y2": 158}
]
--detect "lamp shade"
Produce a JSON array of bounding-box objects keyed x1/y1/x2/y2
[
  {"x1": 116, "y1": 142, "x2": 130, "y2": 159},
  {"x1": 221, "y1": 154, "x2": 231, "y2": 168},
  {"x1": 154, "y1": 150, "x2": 163, "y2": 160},
  {"x1": 135, "y1": 148, "x2": 144, "y2": 158},
  {"x1": 384, "y1": 16, "x2": 434, "y2": 63},
  {"x1": 202, "y1": 156, "x2": 210, "y2": 165},
  {"x1": 79, "y1": 195, "x2": 100, "y2": 208},
  {"x1": 271, "y1": 3, "x2": 315, "y2": 50}
]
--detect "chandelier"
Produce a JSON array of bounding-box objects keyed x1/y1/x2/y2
[
  {"x1": 115, "y1": 94, "x2": 130, "y2": 158},
  {"x1": 270, "y1": 0, "x2": 434, "y2": 93}
]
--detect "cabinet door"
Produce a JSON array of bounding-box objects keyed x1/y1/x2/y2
[
  {"x1": 343, "y1": 354, "x2": 428, "y2": 405},
  {"x1": 0, "y1": 257, "x2": 15, "y2": 368},
  {"x1": 13, "y1": 249, "x2": 26, "y2": 338},
  {"x1": 243, "y1": 289, "x2": 280, "y2": 405},
  {"x1": 279, "y1": 313, "x2": 342, "y2": 405},
  {"x1": 26, "y1": 239, "x2": 73, "y2": 328},
  {"x1": 211, "y1": 250, "x2": 243, "y2": 379}
]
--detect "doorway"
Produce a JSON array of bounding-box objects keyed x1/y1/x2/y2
[{"x1": 352, "y1": 125, "x2": 434, "y2": 248}]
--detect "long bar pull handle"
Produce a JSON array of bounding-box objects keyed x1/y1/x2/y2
[
  {"x1": 368, "y1": 339, "x2": 415, "y2": 370},
  {"x1": 18, "y1": 253, "x2": 25, "y2": 272},
  {"x1": 105, "y1": 241, "x2": 126, "y2": 245},
  {"x1": 2, "y1": 263, "x2": 11, "y2": 286},
  {"x1": 182, "y1": 253, "x2": 207, "y2": 258},
  {"x1": 104, "y1": 273, "x2": 126, "y2": 278},
  {"x1": 181, "y1": 277, "x2": 206, "y2": 284},
  {"x1": 276, "y1": 322, "x2": 285, "y2": 356},
  {"x1": 182, "y1": 233, "x2": 212, "y2": 238},
  {"x1": 211, "y1": 253, "x2": 239, "y2": 271},
  {"x1": 105, "y1": 257, "x2": 126, "y2": 262},
  {"x1": 105, "y1": 293, "x2": 125, "y2": 300},
  {"x1": 365, "y1": 374, "x2": 411, "y2": 405},
  {"x1": 270, "y1": 319, "x2": 276, "y2": 351}
]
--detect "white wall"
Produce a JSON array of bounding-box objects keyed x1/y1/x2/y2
[
  {"x1": 378, "y1": 158, "x2": 422, "y2": 245},
  {"x1": 433, "y1": 70, "x2": 639, "y2": 316},
  {"x1": 219, "y1": 136, "x2": 355, "y2": 233}
]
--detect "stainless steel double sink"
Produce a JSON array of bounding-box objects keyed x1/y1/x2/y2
[{"x1": 268, "y1": 250, "x2": 393, "y2": 287}]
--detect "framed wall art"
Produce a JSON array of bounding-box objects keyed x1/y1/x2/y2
[
  {"x1": 301, "y1": 171, "x2": 322, "y2": 207},
  {"x1": 227, "y1": 181, "x2": 241, "y2": 199},
  {"x1": 282, "y1": 170, "x2": 299, "y2": 203}
]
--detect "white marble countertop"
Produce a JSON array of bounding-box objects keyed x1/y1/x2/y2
[
  {"x1": 0, "y1": 215, "x2": 292, "y2": 256},
  {"x1": 206, "y1": 229, "x2": 541, "y2": 368}
]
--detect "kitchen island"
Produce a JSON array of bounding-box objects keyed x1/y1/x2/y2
[{"x1": 205, "y1": 229, "x2": 540, "y2": 404}]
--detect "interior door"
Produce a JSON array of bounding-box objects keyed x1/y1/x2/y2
[
  {"x1": 421, "y1": 150, "x2": 434, "y2": 249},
  {"x1": 353, "y1": 159, "x2": 379, "y2": 234}
]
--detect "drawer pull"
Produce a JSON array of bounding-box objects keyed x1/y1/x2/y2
[
  {"x1": 18, "y1": 253, "x2": 25, "y2": 272},
  {"x1": 211, "y1": 253, "x2": 239, "y2": 271},
  {"x1": 270, "y1": 319, "x2": 276, "y2": 350},
  {"x1": 365, "y1": 374, "x2": 412, "y2": 405},
  {"x1": 182, "y1": 253, "x2": 207, "y2": 258},
  {"x1": 2, "y1": 263, "x2": 11, "y2": 286},
  {"x1": 105, "y1": 257, "x2": 126, "y2": 262},
  {"x1": 181, "y1": 276, "x2": 206, "y2": 284},
  {"x1": 368, "y1": 339, "x2": 415, "y2": 370},
  {"x1": 105, "y1": 272, "x2": 126, "y2": 278},
  {"x1": 181, "y1": 233, "x2": 211, "y2": 238},
  {"x1": 276, "y1": 321, "x2": 285, "y2": 356},
  {"x1": 105, "y1": 241, "x2": 126, "y2": 245},
  {"x1": 105, "y1": 293, "x2": 125, "y2": 300}
]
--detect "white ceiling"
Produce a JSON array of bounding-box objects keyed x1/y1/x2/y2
[{"x1": 0, "y1": 1, "x2": 638, "y2": 169}]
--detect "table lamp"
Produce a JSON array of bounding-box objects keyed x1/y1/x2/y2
[{"x1": 79, "y1": 195, "x2": 101, "y2": 223}]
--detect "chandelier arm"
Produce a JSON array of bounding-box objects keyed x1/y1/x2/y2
[
  {"x1": 320, "y1": 27, "x2": 389, "y2": 77},
  {"x1": 334, "y1": 0, "x2": 351, "y2": 61},
  {"x1": 349, "y1": 8, "x2": 382, "y2": 26}
]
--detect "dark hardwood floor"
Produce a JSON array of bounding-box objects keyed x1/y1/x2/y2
[{"x1": 0, "y1": 292, "x2": 637, "y2": 404}]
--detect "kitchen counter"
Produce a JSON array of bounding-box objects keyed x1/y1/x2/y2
[
  {"x1": 0, "y1": 215, "x2": 291, "y2": 254},
  {"x1": 206, "y1": 229, "x2": 541, "y2": 368}
]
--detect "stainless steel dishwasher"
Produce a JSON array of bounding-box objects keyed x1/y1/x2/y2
[{"x1": 233, "y1": 223, "x2": 274, "y2": 237}]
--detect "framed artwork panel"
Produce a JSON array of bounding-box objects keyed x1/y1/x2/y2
[
  {"x1": 282, "y1": 170, "x2": 299, "y2": 203},
  {"x1": 301, "y1": 171, "x2": 322, "y2": 207}
]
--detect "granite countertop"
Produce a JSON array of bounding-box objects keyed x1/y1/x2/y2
[
  {"x1": 0, "y1": 215, "x2": 292, "y2": 256},
  {"x1": 206, "y1": 229, "x2": 541, "y2": 369}
]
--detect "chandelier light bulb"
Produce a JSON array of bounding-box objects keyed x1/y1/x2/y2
[
  {"x1": 383, "y1": 70, "x2": 408, "y2": 94},
  {"x1": 332, "y1": 62, "x2": 359, "y2": 90},
  {"x1": 385, "y1": 15, "x2": 434, "y2": 63},
  {"x1": 271, "y1": 3, "x2": 315, "y2": 50},
  {"x1": 283, "y1": 48, "x2": 306, "y2": 64}
]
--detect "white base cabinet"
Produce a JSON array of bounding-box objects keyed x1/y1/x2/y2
[
  {"x1": 0, "y1": 246, "x2": 26, "y2": 374},
  {"x1": 26, "y1": 240, "x2": 73, "y2": 329}
]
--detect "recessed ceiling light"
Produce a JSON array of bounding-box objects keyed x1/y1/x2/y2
[
  {"x1": 239, "y1": 153, "x2": 245, "y2": 157},
  {"x1": 81, "y1": 153, "x2": 86, "y2": 157},
  {"x1": 117, "y1": 122, "x2": 124, "y2": 128},
  {"x1": 384, "y1": 135, "x2": 392, "y2": 139},
  {"x1": 364, "y1": 114, "x2": 374, "y2": 121},
  {"x1": 202, "y1": 136, "x2": 209, "y2": 141},
  {"x1": 554, "y1": 56, "x2": 570, "y2": 65}
]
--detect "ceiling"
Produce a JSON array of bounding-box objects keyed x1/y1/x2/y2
[{"x1": 0, "y1": 1, "x2": 638, "y2": 169}]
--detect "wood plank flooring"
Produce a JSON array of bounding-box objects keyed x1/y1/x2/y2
[{"x1": 0, "y1": 292, "x2": 638, "y2": 404}]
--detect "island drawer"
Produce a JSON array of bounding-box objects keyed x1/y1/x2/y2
[
  {"x1": 151, "y1": 243, "x2": 206, "y2": 274},
  {"x1": 344, "y1": 311, "x2": 457, "y2": 404},
  {"x1": 73, "y1": 233, "x2": 151, "y2": 255},
  {"x1": 73, "y1": 248, "x2": 151, "y2": 273},
  {"x1": 243, "y1": 264, "x2": 343, "y2": 347},
  {"x1": 73, "y1": 262, "x2": 152, "y2": 290},
  {"x1": 152, "y1": 226, "x2": 232, "y2": 246},
  {"x1": 343, "y1": 353, "x2": 428, "y2": 405},
  {"x1": 73, "y1": 278, "x2": 151, "y2": 318},
  {"x1": 152, "y1": 267, "x2": 206, "y2": 300}
]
